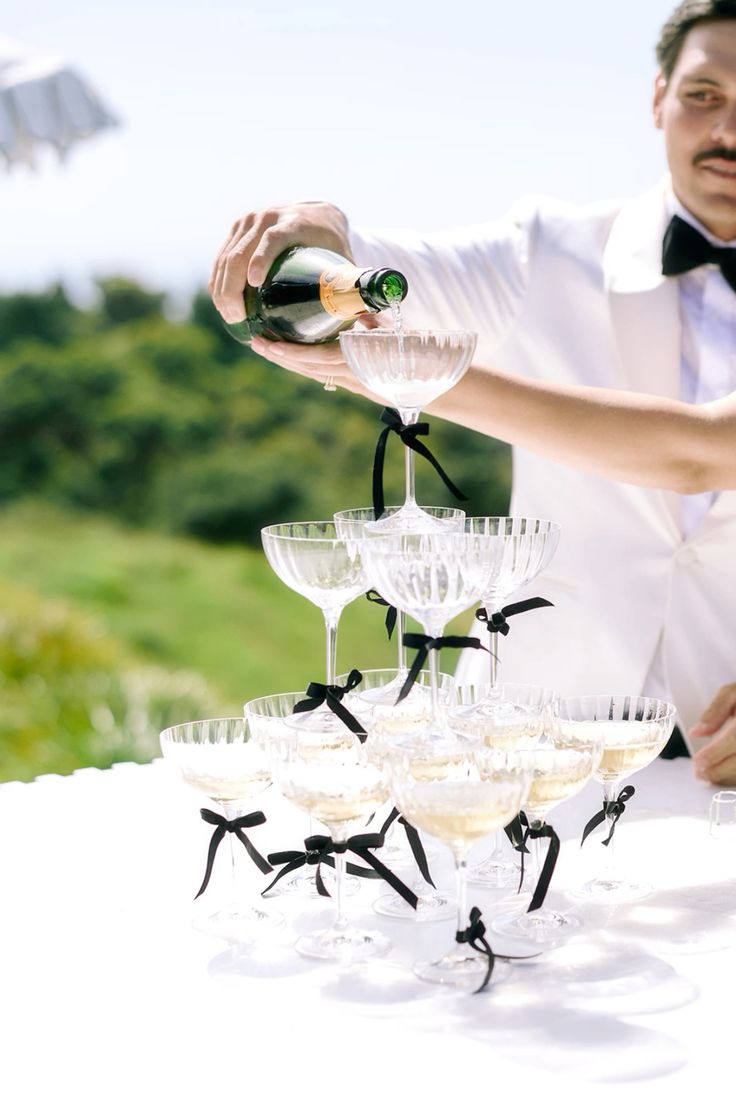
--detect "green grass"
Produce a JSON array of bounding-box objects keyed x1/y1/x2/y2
[{"x1": 0, "y1": 501, "x2": 400, "y2": 714}]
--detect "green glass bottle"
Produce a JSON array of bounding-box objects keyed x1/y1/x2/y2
[{"x1": 224, "y1": 246, "x2": 408, "y2": 346}]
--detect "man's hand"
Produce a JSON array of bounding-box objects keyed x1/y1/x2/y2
[
  {"x1": 250, "y1": 333, "x2": 383, "y2": 403},
  {"x1": 690, "y1": 683, "x2": 736, "y2": 784},
  {"x1": 209, "y1": 201, "x2": 352, "y2": 323}
]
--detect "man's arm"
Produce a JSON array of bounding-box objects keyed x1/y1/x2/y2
[{"x1": 248, "y1": 338, "x2": 736, "y2": 493}]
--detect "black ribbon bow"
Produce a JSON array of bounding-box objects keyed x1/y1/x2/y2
[
  {"x1": 366, "y1": 589, "x2": 397, "y2": 640},
  {"x1": 292, "y1": 669, "x2": 368, "y2": 743},
  {"x1": 195, "y1": 808, "x2": 272, "y2": 900},
  {"x1": 262, "y1": 833, "x2": 418, "y2": 907},
  {"x1": 581, "y1": 785, "x2": 635, "y2": 848},
  {"x1": 475, "y1": 597, "x2": 554, "y2": 636},
  {"x1": 504, "y1": 812, "x2": 530, "y2": 855},
  {"x1": 398, "y1": 633, "x2": 488, "y2": 703},
  {"x1": 372, "y1": 407, "x2": 468, "y2": 519},
  {"x1": 515, "y1": 812, "x2": 560, "y2": 913},
  {"x1": 378, "y1": 806, "x2": 436, "y2": 888},
  {"x1": 663, "y1": 213, "x2": 736, "y2": 292},
  {"x1": 456, "y1": 906, "x2": 496, "y2": 993},
  {"x1": 261, "y1": 833, "x2": 382, "y2": 896}
]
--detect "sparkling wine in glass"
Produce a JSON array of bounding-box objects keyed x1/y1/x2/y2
[
  {"x1": 160, "y1": 717, "x2": 280, "y2": 941},
  {"x1": 491, "y1": 728, "x2": 603, "y2": 944},
  {"x1": 274, "y1": 715, "x2": 392, "y2": 963},
  {"x1": 340, "y1": 666, "x2": 456, "y2": 867},
  {"x1": 448, "y1": 681, "x2": 555, "y2": 888},
  {"x1": 244, "y1": 690, "x2": 361, "y2": 899},
  {"x1": 388, "y1": 741, "x2": 530, "y2": 990},
  {"x1": 339, "y1": 330, "x2": 476, "y2": 532},
  {"x1": 560, "y1": 695, "x2": 676, "y2": 901}
]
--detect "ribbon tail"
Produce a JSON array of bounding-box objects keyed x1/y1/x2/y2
[
  {"x1": 260, "y1": 855, "x2": 305, "y2": 897},
  {"x1": 469, "y1": 935, "x2": 495, "y2": 994},
  {"x1": 372, "y1": 423, "x2": 392, "y2": 520},
  {"x1": 407, "y1": 436, "x2": 468, "y2": 503},
  {"x1": 396, "y1": 645, "x2": 428, "y2": 704},
  {"x1": 402, "y1": 820, "x2": 436, "y2": 889},
  {"x1": 580, "y1": 808, "x2": 606, "y2": 847},
  {"x1": 527, "y1": 827, "x2": 560, "y2": 913},
  {"x1": 354, "y1": 848, "x2": 419, "y2": 909},
  {"x1": 233, "y1": 827, "x2": 273, "y2": 875},
  {"x1": 194, "y1": 824, "x2": 226, "y2": 900}
]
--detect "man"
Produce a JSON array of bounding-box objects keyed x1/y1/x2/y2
[{"x1": 210, "y1": 1, "x2": 736, "y2": 785}]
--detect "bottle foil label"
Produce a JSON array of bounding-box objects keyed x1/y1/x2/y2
[{"x1": 319, "y1": 265, "x2": 370, "y2": 319}]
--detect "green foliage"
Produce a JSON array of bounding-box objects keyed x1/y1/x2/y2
[
  {"x1": 0, "y1": 281, "x2": 511, "y2": 543},
  {"x1": 0, "y1": 577, "x2": 220, "y2": 782},
  {"x1": 0, "y1": 280, "x2": 512, "y2": 779}
]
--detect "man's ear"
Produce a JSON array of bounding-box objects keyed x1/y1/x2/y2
[{"x1": 653, "y1": 72, "x2": 666, "y2": 129}]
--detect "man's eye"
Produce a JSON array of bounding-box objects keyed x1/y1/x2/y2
[{"x1": 686, "y1": 91, "x2": 717, "y2": 103}]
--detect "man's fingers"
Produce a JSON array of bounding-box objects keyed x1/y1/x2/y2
[
  {"x1": 212, "y1": 210, "x2": 283, "y2": 322},
  {"x1": 693, "y1": 718, "x2": 736, "y2": 776},
  {"x1": 690, "y1": 682, "x2": 736, "y2": 737},
  {"x1": 697, "y1": 751, "x2": 736, "y2": 786}
]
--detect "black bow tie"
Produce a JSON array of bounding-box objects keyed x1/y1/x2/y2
[{"x1": 662, "y1": 214, "x2": 736, "y2": 291}]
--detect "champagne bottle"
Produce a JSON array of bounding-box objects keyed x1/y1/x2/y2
[{"x1": 224, "y1": 245, "x2": 408, "y2": 346}]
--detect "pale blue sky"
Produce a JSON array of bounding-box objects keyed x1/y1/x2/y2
[{"x1": 3, "y1": 0, "x2": 676, "y2": 301}]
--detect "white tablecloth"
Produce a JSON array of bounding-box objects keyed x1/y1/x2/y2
[{"x1": 2, "y1": 757, "x2": 735, "y2": 1103}]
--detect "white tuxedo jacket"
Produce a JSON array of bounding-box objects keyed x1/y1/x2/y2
[{"x1": 349, "y1": 181, "x2": 736, "y2": 736}]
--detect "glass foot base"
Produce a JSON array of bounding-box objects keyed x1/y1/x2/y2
[
  {"x1": 492, "y1": 905, "x2": 581, "y2": 944},
  {"x1": 365, "y1": 503, "x2": 456, "y2": 534},
  {"x1": 414, "y1": 948, "x2": 510, "y2": 991},
  {"x1": 192, "y1": 904, "x2": 283, "y2": 943},
  {"x1": 373, "y1": 890, "x2": 455, "y2": 922},
  {"x1": 468, "y1": 856, "x2": 520, "y2": 889},
  {"x1": 571, "y1": 877, "x2": 653, "y2": 903},
  {"x1": 295, "y1": 925, "x2": 391, "y2": 963},
  {"x1": 270, "y1": 870, "x2": 360, "y2": 898}
]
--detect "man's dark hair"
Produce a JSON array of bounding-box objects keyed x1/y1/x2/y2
[{"x1": 657, "y1": 1, "x2": 736, "y2": 79}]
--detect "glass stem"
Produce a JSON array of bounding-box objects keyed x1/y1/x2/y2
[
  {"x1": 487, "y1": 604, "x2": 500, "y2": 689},
  {"x1": 454, "y1": 850, "x2": 470, "y2": 936},
  {"x1": 528, "y1": 819, "x2": 543, "y2": 893},
  {"x1": 602, "y1": 781, "x2": 619, "y2": 883},
  {"x1": 402, "y1": 410, "x2": 420, "y2": 508},
  {"x1": 323, "y1": 609, "x2": 340, "y2": 685},
  {"x1": 332, "y1": 826, "x2": 349, "y2": 931},
  {"x1": 429, "y1": 648, "x2": 440, "y2": 718},
  {"x1": 395, "y1": 609, "x2": 407, "y2": 671}
]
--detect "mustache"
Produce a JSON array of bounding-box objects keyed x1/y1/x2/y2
[{"x1": 693, "y1": 146, "x2": 736, "y2": 165}]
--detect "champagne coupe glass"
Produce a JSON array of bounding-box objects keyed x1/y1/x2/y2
[
  {"x1": 388, "y1": 740, "x2": 530, "y2": 990},
  {"x1": 261, "y1": 521, "x2": 367, "y2": 730},
  {"x1": 492, "y1": 727, "x2": 604, "y2": 944},
  {"x1": 361, "y1": 530, "x2": 496, "y2": 736},
  {"x1": 244, "y1": 690, "x2": 361, "y2": 898},
  {"x1": 463, "y1": 517, "x2": 561, "y2": 698},
  {"x1": 335, "y1": 505, "x2": 465, "y2": 704},
  {"x1": 449, "y1": 682, "x2": 555, "y2": 888},
  {"x1": 339, "y1": 666, "x2": 456, "y2": 866},
  {"x1": 274, "y1": 713, "x2": 391, "y2": 963},
  {"x1": 359, "y1": 529, "x2": 496, "y2": 920},
  {"x1": 339, "y1": 329, "x2": 476, "y2": 532},
  {"x1": 160, "y1": 717, "x2": 280, "y2": 940},
  {"x1": 560, "y1": 695, "x2": 676, "y2": 901}
]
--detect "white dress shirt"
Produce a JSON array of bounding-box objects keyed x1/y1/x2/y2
[{"x1": 667, "y1": 189, "x2": 736, "y2": 535}]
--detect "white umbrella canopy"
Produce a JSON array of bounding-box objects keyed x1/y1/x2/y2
[{"x1": 0, "y1": 35, "x2": 118, "y2": 168}]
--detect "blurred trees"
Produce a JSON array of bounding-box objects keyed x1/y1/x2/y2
[{"x1": 0, "y1": 281, "x2": 511, "y2": 543}]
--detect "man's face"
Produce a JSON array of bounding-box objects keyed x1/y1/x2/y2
[{"x1": 654, "y1": 20, "x2": 736, "y2": 239}]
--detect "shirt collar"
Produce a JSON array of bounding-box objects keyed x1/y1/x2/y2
[{"x1": 665, "y1": 183, "x2": 736, "y2": 247}]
